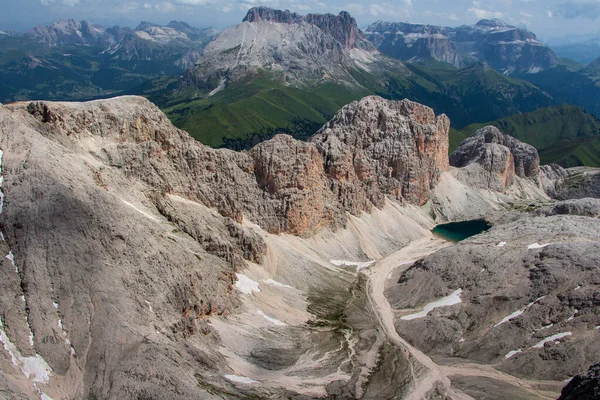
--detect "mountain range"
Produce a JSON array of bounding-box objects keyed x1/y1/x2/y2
[
  {"x1": 142, "y1": 7, "x2": 558, "y2": 149},
  {"x1": 3, "y1": 8, "x2": 600, "y2": 168},
  {"x1": 365, "y1": 18, "x2": 560, "y2": 74},
  {"x1": 1, "y1": 92, "x2": 599, "y2": 399},
  {"x1": 0, "y1": 19, "x2": 217, "y2": 102}
]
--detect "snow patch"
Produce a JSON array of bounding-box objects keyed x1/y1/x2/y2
[
  {"x1": 497, "y1": 242, "x2": 507, "y2": 247},
  {"x1": 262, "y1": 279, "x2": 293, "y2": 289},
  {"x1": 121, "y1": 200, "x2": 160, "y2": 222},
  {"x1": 234, "y1": 273, "x2": 260, "y2": 295},
  {"x1": 52, "y1": 302, "x2": 58, "y2": 309},
  {"x1": 330, "y1": 259, "x2": 375, "y2": 272},
  {"x1": 256, "y1": 310, "x2": 286, "y2": 326},
  {"x1": 0, "y1": 317, "x2": 53, "y2": 384},
  {"x1": 7, "y1": 251, "x2": 17, "y2": 273},
  {"x1": 494, "y1": 310, "x2": 524, "y2": 327},
  {"x1": 494, "y1": 296, "x2": 546, "y2": 327},
  {"x1": 224, "y1": 374, "x2": 258, "y2": 384},
  {"x1": 401, "y1": 289, "x2": 462, "y2": 320},
  {"x1": 528, "y1": 243, "x2": 551, "y2": 249},
  {"x1": 574, "y1": 286, "x2": 581, "y2": 291},
  {"x1": 531, "y1": 332, "x2": 572, "y2": 349},
  {"x1": 459, "y1": 338, "x2": 465, "y2": 343},
  {"x1": 505, "y1": 349, "x2": 522, "y2": 359}
]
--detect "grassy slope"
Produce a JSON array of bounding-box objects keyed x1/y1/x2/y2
[
  {"x1": 162, "y1": 74, "x2": 371, "y2": 147},
  {"x1": 454, "y1": 105, "x2": 600, "y2": 167},
  {"x1": 153, "y1": 60, "x2": 555, "y2": 148}
]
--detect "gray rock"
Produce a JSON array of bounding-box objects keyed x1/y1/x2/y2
[
  {"x1": 559, "y1": 363, "x2": 600, "y2": 400},
  {"x1": 365, "y1": 19, "x2": 559, "y2": 73},
  {"x1": 543, "y1": 198, "x2": 600, "y2": 218},
  {"x1": 311, "y1": 96, "x2": 450, "y2": 209},
  {"x1": 386, "y1": 215, "x2": 600, "y2": 381},
  {"x1": 450, "y1": 125, "x2": 540, "y2": 191}
]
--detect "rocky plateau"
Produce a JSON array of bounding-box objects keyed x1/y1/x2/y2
[{"x1": 0, "y1": 93, "x2": 598, "y2": 400}]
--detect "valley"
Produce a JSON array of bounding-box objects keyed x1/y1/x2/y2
[{"x1": 0, "y1": 5, "x2": 600, "y2": 400}]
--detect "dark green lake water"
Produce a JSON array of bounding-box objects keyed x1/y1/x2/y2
[{"x1": 432, "y1": 220, "x2": 491, "y2": 242}]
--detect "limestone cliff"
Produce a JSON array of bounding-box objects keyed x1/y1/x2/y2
[{"x1": 449, "y1": 125, "x2": 540, "y2": 191}]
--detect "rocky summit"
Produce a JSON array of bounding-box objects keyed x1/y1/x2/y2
[
  {"x1": 0, "y1": 94, "x2": 599, "y2": 400},
  {"x1": 365, "y1": 19, "x2": 560, "y2": 74}
]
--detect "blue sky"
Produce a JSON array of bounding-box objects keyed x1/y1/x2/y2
[{"x1": 3, "y1": 0, "x2": 600, "y2": 40}]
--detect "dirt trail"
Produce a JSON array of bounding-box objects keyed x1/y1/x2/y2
[
  {"x1": 363, "y1": 235, "x2": 472, "y2": 400},
  {"x1": 364, "y1": 235, "x2": 561, "y2": 400}
]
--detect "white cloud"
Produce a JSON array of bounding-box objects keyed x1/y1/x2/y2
[
  {"x1": 40, "y1": 0, "x2": 79, "y2": 6},
  {"x1": 468, "y1": 7, "x2": 504, "y2": 19},
  {"x1": 437, "y1": 12, "x2": 459, "y2": 20},
  {"x1": 143, "y1": 3, "x2": 153, "y2": 9},
  {"x1": 520, "y1": 11, "x2": 532, "y2": 17},
  {"x1": 114, "y1": 1, "x2": 139, "y2": 13},
  {"x1": 155, "y1": 1, "x2": 176, "y2": 12}
]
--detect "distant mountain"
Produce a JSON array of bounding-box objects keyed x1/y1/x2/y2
[
  {"x1": 0, "y1": 19, "x2": 218, "y2": 102},
  {"x1": 142, "y1": 7, "x2": 554, "y2": 148},
  {"x1": 365, "y1": 19, "x2": 560, "y2": 74},
  {"x1": 454, "y1": 104, "x2": 600, "y2": 167},
  {"x1": 547, "y1": 34, "x2": 600, "y2": 65}
]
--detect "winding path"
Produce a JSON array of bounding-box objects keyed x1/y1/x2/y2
[{"x1": 363, "y1": 235, "x2": 560, "y2": 400}]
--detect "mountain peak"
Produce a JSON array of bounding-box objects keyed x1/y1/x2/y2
[
  {"x1": 475, "y1": 18, "x2": 512, "y2": 29},
  {"x1": 242, "y1": 7, "x2": 303, "y2": 24}
]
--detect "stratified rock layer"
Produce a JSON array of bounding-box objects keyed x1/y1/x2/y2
[
  {"x1": 18, "y1": 96, "x2": 449, "y2": 237},
  {"x1": 450, "y1": 125, "x2": 540, "y2": 191},
  {"x1": 311, "y1": 96, "x2": 450, "y2": 210}
]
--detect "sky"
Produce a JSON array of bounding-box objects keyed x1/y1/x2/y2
[{"x1": 3, "y1": 0, "x2": 600, "y2": 41}]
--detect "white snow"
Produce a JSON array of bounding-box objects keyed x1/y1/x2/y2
[
  {"x1": 528, "y1": 243, "x2": 551, "y2": 249},
  {"x1": 494, "y1": 310, "x2": 524, "y2": 327},
  {"x1": 567, "y1": 315, "x2": 574, "y2": 322},
  {"x1": 459, "y1": 338, "x2": 465, "y2": 343},
  {"x1": 480, "y1": 268, "x2": 485, "y2": 273},
  {"x1": 39, "y1": 392, "x2": 54, "y2": 400},
  {"x1": 208, "y1": 77, "x2": 227, "y2": 97},
  {"x1": 401, "y1": 289, "x2": 463, "y2": 320},
  {"x1": 531, "y1": 332, "x2": 572, "y2": 349},
  {"x1": 145, "y1": 300, "x2": 154, "y2": 313},
  {"x1": 262, "y1": 279, "x2": 293, "y2": 289},
  {"x1": 234, "y1": 273, "x2": 260, "y2": 295},
  {"x1": 494, "y1": 296, "x2": 546, "y2": 328},
  {"x1": 7, "y1": 251, "x2": 17, "y2": 273},
  {"x1": 505, "y1": 349, "x2": 522, "y2": 359},
  {"x1": 256, "y1": 310, "x2": 286, "y2": 326},
  {"x1": 596, "y1": 326, "x2": 600, "y2": 330},
  {"x1": 224, "y1": 374, "x2": 258, "y2": 384},
  {"x1": 0, "y1": 318, "x2": 53, "y2": 384},
  {"x1": 497, "y1": 242, "x2": 507, "y2": 247},
  {"x1": 57, "y1": 320, "x2": 63, "y2": 330},
  {"x1": 330, "y1": 259, "x2": 375, "y2": 272},
  {"x1": 52, "y1": 302, "x2": 58, "y2": 309},
  {"x1": 121, "y1": 200, "x2": 160, "y2": 222},
  {"x1": 574, "y1": 286, "x2": 581, "y2": 291},
  {"x1": 536, "y1": 324, "x2": 554, "y2": 331}
]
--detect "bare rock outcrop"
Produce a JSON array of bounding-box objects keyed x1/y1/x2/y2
[
  {"x1": 450, "y1": 125, "x2": 540, "y2": 191},
  {"x1": 12, "y1": 96, "x2": 449, "y2": 238},
  {"x1": 311, "y1": 96, "x2": 450, "y2": 211},
  {"x1": 541, "y1": 164, "x2": 600, "y2": 200},
  {"x1": 559, "y1": 363, "x2": 600, "y2": 400}
]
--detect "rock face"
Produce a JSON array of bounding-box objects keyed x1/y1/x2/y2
[
  {"x1": 449, "y1": 125, "x2": 540, "y2": 191},
  {"x1": 311, "y1": 96, "x2": 450, "y2": 209},
  {"x1": 365, "y1": 19, "x2": 559, "y2": 74},
  {"x1": 559, "y1": 363, "x2": 600, "y2": 400},
  {"x1": 541, "y1": 165, "x2": 600, "y2": 200},
  {"x1": 184, "y1": 7, "x2": 380, "y2": 90},
  {"x1": 543, "y1": 198, "x2": 600, "y2": 218},
  {"x1": 16, "y1": 95, "x2": 448, "y2": 237},
  {"x1": 386, "y1": 215, "x2": 600, "y2": 382}
]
